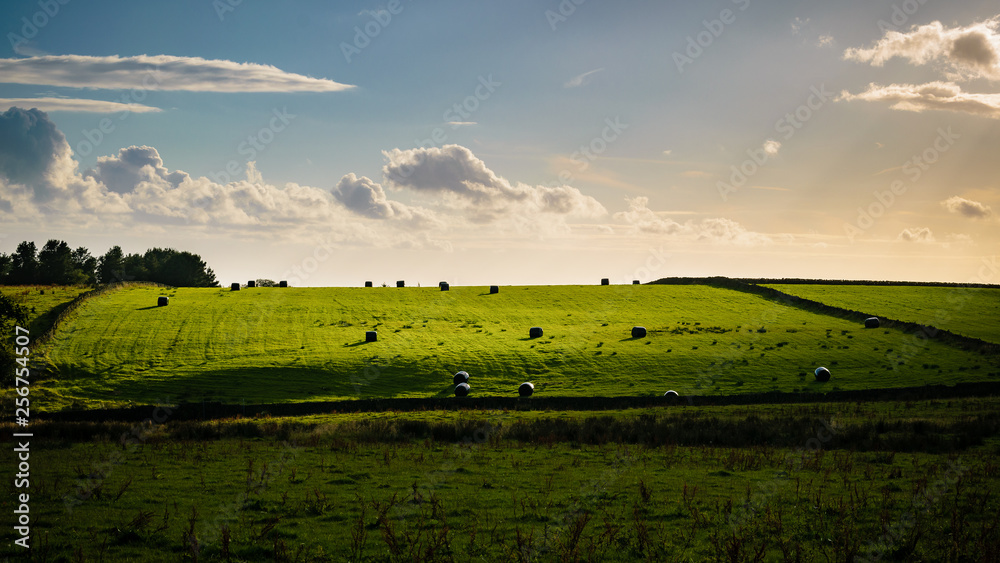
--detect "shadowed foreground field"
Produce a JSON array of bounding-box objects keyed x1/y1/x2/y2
[
  {"x1": 29, "y1": 283, "x2": 1000, "y2": 410},
  {"x1": 5, "y1": 398, "x2": 999, "y2": 561}
]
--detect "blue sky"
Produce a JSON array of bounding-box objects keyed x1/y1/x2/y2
[{"x1": 1, "y1": 0, "x2": 998, "y2": 286}]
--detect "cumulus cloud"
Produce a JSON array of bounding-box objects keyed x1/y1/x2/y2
[
  {"x1": 843, "y1": 18, "x2": 1000, "y2": 80},
  {"x1": 0, "y1": 97, "x2": 162, "y2": 114},
  {"x1": 838, "y1": 81, "x2": 1000, "y2": 118},
  {"x1": 0, "y1": 55, "x2": 354, "y2": 92},
  {"x1": 564, "y1": 68, "x2": 604, "y2": 88},
  {"x1": 762, "y1": 139, "x2": 781, "y2": 156},
  {"x1": 941, "y1": 196, "x2": 993, "y2": 218},
  {"x1": 0, "y1": 107, "x2": 76, "y2": 199},
  {"x1": 381, "y1": 144, "x2": 606, "y2": 221},
  {"x1": 614, "y1": 197, "x2": 772, "y2": 246},
  {"x1": 334, "y1": 173, "x2": 400, "y2": 219},
  {"x1": 84, "y1": 146, "x2": 189, "y2": 194},
  {"x1": 897, "y1": 227, "x2": 935, "y2": 243}
]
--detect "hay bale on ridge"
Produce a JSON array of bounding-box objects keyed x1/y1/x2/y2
[
  {"x1": 231, "y1": 282, "x2": 241, "y2": 291},
  {"x1": 365, "y1": 281, "x2": 373, "y2": 287},
  {"x1": 518, "y1": 382, "x2": 534, "y2": 397},
  {"x1": 279, "y1": 280, "x2": 288, "y2": 287},
  {"x1": 663, "y1": 390, "x2": 679, "y2": 400},
  {"x1": 633, "y1": 280, "x2": 640, "y2": 285},
  {"x1": 247, "y1": 280, "x2": 256, "y2": 288},
  {"x1": 455, "y1": 382, "x2": 470, "y2": 397},
  {"x1": 157, "y1": 296, "x2": 169, "y2": 307},
  {"x1": 365, "y1": 331, "x2": 378, "y2": 343},
  {"x1": 529, "y1": 326, "x2": 543, "y2": 339},
  {"x1": 631, "y1": 326, "x2": 647, "y2": 338},
  {"x1": 490, "y1": 285, "x2": 499, "y2": 294},
  {"x1": 440, "y1": 282, "x2": 450, "y2": 291},
  {"x1": 453, "y1": 371, "x2": 470, "y2": 385},
  {"x1": 397, "y1": 280, "x2": 405, "y2": 288},
  {"x1": 865, "y1": 317, "x2": 880, "y2": 329},
  {"x1": 601, "y1": 278, "x2": 610, "y2": 285}
]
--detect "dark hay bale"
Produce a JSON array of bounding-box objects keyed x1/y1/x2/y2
[
  {"x1": 279, "y1": 280, "x2": 288, "y2": 287},
  {"x1": 440, "y1": 282, "x2": 450, "y2": 291},
  {"x1": 397, "y1": 280, "x2": 405, "y2": 288},
  {"x1": 601, "y1": 278, "x2": 610, "y2": 285},
  {"x1": 490, "y1": 285, "x2": 499, "y2": 294},
  {"x1": 247, "y1": 280, "x2": 256, "y2": 288},
  {"x1": 814, "y1": 366, "x2": 831, "y2": 382},
  {"x1": 663, "y1": 390, "x2": 679, "y2": 400},
  {"x1": 518, "y1": 382, "x2": 534, "y2": 397},
  {"x1": 231, "y1": 282, "x2": 241, "y2": 291},
  {"x1": 633, "y1": 280, "x2": 640, "y2": 285},
  {"x1": 365, "y1": 331, "x2": 377, "y2": 343},
  {"x1": 631, "y1": 326, "x2": 647, "y2": 338},
  {"x1": 529, "y1": 326, "x2": 543, "y2": 338},
  {"x1": 865, "y1": 317, "x2": 880, "y2": 329},
  {"x1": 455, "y1": 382, "x2": 470, "y2": 397},
  {"x1": 365, "y1": 281, "x2": 373, "y2": 287},
  {"x1": 157, "y1": 296, "x2": 168, "y2": 307},
  {"x1": 453, "y1": 371, "x2": 470, "y2": 385}
]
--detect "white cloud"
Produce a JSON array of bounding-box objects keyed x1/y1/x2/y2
[
  {"x1": 838, "y1": 81, "x2": 1000, "y2": 118},
  {"x1": 941, "y1": 196, "x2": 993, "y2": 218},
  {"x1": 614, "y1": 197, "x2": 772, "y2": 246},
  {"x1": 817, "y1": 35, "x2": 835, "y2": 48},
  {"x1": 791, "y1": 17, "x2": 809, "y2": 35},
  {"x1": 843, "y1": 18, "x2": 1000, "y2": 80},
  {"x1": 446, "y1": 121, "x2": 476, "y2": 127},
  {"x1": 381, "y1": 144, "x2": 606, "y2": 221},
  {"x1": 564, "y1": 68, "x2": 605, "y2": 88},
  {"x1": 84, "y1": 146, "x2": 189, "y2": 194},
  {"x1": 0, "y1": 97, "x2": 162, "y2": 114},
  {"x1": 897, "y1": 227, "x2": 935, "y2": 243},
  {"x1": 662, "y1": 149, "x2": 673, "y2": 157},
  {"x1": 762, "y1": 139, "x2": 781, "y2": 156},
  {"x1": 0, "y1": 55, "x2": 354, "y2": 92}
]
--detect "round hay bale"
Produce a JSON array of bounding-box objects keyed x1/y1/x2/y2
[
  {"x1": 601, "y1": 278, "x2": 610, "y2": 285},
  {"x1": 453, "y1": 371, "x2": 470, "y2": 385},
  {"x1": 230, "y1": 282, "x2": 241, "y2": 291},
  {"x1": 814, "y1": 366, "x2": 831, "y2": 382},
  {"x1": 490, "y1": 285, "x2": 499, "y2": 294},
  {"x1": 365, "y1": 281, "x2": 373, "y2": 287},
  {"x1": 631, "y1": 326, "x2": 647, "y2": 338},
  {"x1": 157, "y1": 296, "x2": 169, "y2": 307},
  {"x1": 396, "y1": 280, "x2": 405, "y2": 288},
  {"x1": 663, "y1": 390, "x2": 679, "y2": 400},
  {"x1": 247, "y1": 280, "x2": 256, "y2": 288},
  {"x1": 279, "y1": 280, "x2": 288, "y2": 287},
  {"x1": 518, "y1": 382, "x2": 534, "y2": 397},
  {"x1": 440, "y1": 282, "x2": 450, "y2": 291},
  {"x1": 365, "y1": 331, "x2": 377, "y2": 343},
  {"x1": 529, "y1": 326, "x2": 543, "y2": 339},
  {"x1": 454, "y1": 382, "x2": 470, "y2": 397},
  {"x1": 865, "y1": 317, "x2": 880, "y2": 329},
  {"x1": 633, "y1": 280, "x2": 640, "y2": 285}
]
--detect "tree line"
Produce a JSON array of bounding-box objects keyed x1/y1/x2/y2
[{"x1": 0, "y1": 240, "x2": 219, "y2": 287}]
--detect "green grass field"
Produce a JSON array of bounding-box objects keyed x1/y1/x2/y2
[
  {"x1": 765, "y1": 284, "x2": 1000, "y2": 344},
  {"x1": 0, "y1": 285, "x2": 90, "y2": 336},
  {"x1": 9, "y1": 398, "x2": 1000, "y2": 562},
  {"x1": 33, "y1": 284, "x2": 999, "y2": 409}
]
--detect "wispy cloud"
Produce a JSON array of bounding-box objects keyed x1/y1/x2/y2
[
  {"x1": 0, "y1": 55, "x2": 355, "y2": 92},
  {"x1": 447, "y1": 121, "x2": 477, "y2": 128},
  {"x1": 564, "y1": 68, "x2": 604, "y2": 88},
  {"x1": 838, "y1": 81, "x2": 1000, "y2": 118},
  {"x1": 0, "y1": 97, "x2": 162, "y2": 113},
  {"x1": 897, "y1": 227, "x2": 935, "y2": 243}
]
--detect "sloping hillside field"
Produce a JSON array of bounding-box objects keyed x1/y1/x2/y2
[
  {"x1": 765, "y1": 284, "x2": 1000, "y2": 344},
  {"x1": 39, "y1": 283, "x2": 998, "y2": 407}
]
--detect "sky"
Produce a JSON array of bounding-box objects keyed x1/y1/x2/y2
[{"x1": 0, "y1": 0, "x2": 998, "y2": 287}]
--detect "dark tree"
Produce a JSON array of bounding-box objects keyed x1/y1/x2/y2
[
  {"x1": 0, "y1": 252, "x2": 11, "y2": 282},
  {"x1": 72, "y1": 247, "x2": 97, "y2": 285},
  {"x1": 97, "y1": 245, "x2": 127, "y2": 284},
  {"x1": 255, "y1": 279, "x2": 277, "y2": 287},
  {"x1": 8, "y1": 241, "x2": 38, "y2": 284}
]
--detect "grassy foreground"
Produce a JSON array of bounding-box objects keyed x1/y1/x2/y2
[
  {"x1": 5, "y1": 398, "x2": 999, "y2": 561},
  {"x1": 29, "y1": 284, "x2": 1000, "y2": 410}
]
